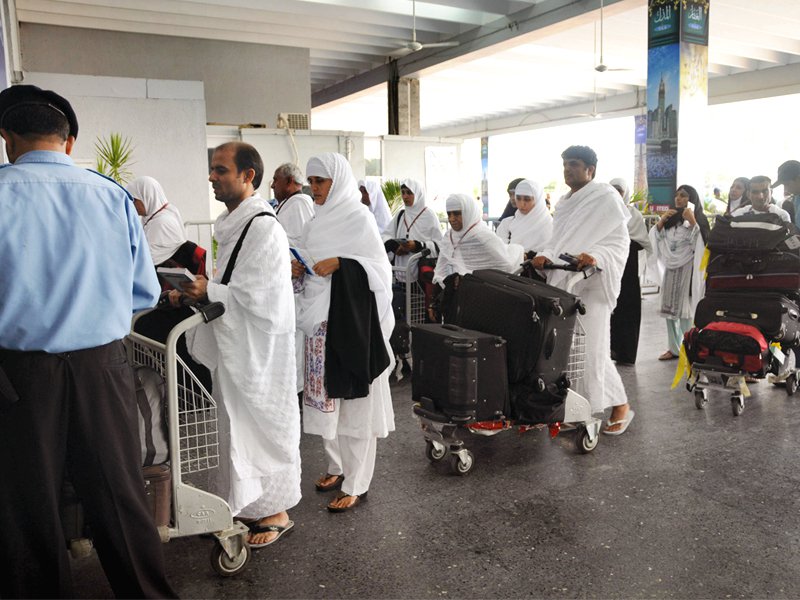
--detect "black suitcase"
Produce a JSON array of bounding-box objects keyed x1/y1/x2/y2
[
  {"x1": 411, "y1": 323, "x2": 508, "y2": 422},
  {"x1": 450, "y1": 269, "x2": 581, "y2": 387},
  {"x1": 694, "y1": 292, "x2": 800, "y2": 345},
  {"x1": 707, "y1": 213, "x2": 800, "y2": 254},
  {"x1": 706, "y1": 251, "x2": 800, "y2": 293}
]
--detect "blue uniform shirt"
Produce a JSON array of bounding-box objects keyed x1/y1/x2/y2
[{"x1": 0, "y1": 150, "x2": 160, "y2": 352}]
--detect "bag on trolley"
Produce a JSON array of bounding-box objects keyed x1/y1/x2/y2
[
  {"x1": 450, "y1": 269, "x2": 580, "y2": 387},
  {"x1": 695, "y1": 291, "x2": 800, "y2": 346},
  {"x1": 707, "y1": 213, "x2": 800, "y2": 254},
  {"x1": 411, "y1": 323, "x2": 509, "y2": 422},
  {"x1": 693, "y1": 321, "x2": 770, "y2": 375},
  {"x1": 706, "y1": 250, "x2": 800, "y2": 294}
]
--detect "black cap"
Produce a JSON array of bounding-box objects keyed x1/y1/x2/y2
[
  {"x1": 0, "y1": 84, "x2": 78, "y2": 139},
  {"x1": 773, "y1": 160, "x2": 800, "y2": 188}
]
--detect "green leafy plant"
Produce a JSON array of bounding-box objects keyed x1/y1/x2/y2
[
  {"x1": 381, "y1": 179, "x2": 403, "y2": 214},
  {"x1": 94, "y1": 133, "x2": 135, "y2": 184}
]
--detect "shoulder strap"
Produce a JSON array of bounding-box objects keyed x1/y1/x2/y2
[{"x1": 220, "y1": 211, "x2": 275, "y2": 285}]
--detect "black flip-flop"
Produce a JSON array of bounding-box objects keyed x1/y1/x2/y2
[
  {"x1": 315, "y1": 473, "x2": 345, "y2": 492},
  {"x1": 247, "y1": 520, "x2": 294, "y2": 549}
]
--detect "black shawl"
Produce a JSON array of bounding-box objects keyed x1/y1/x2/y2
[{"x1": 325, "y1": 258, "x2": 390, "y2": 399}]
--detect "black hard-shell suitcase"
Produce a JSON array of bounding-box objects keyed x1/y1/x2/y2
[
  {"x1": 411, "y1": 323, "x2": 508, "y2": 422},
  {"x1": 450, "y1": 269, "x2": 581, "y2": 387},
  {"x1": 694, "y1": 292, "x2": 800, "y2": 345},
  {"x1": 706, "y1": 251, "x2": 800, "y2": 293},
  {"x1": 707, "y1": 213, "x2": 800, "y2": 254}
]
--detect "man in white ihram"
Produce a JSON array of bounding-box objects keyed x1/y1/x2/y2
[
  {"x1": 532, "y1": 145, "x2": 633, "y2": 436},
  {"x1": 184, "y1": 142, "x2": 301, "y2": 548}
]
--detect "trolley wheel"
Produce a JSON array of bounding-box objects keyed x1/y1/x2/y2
[
  {"x1": 575, "y1": 427, "x2": 598, "y2": 454},
  {"x1": 731, "y1": 395, "x2": 745, "y2": 417},
  {"x1": 694, "y1": 390, "x2": 708, "y2": 410},
  {"x1": 786, "y1": 373, "x2": 799, "y2": 396},
  {"x1": 210, "y1": 539, "x2": 251, "y2": 577},
  {"x1": 449, "y1": 450, "x2": 474, "y2": 476},
  {"x1": 424, "y1": 440, "x2": 447, "y2": 462}
]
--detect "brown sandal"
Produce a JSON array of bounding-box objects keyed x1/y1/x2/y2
[
  {"x1": 327, "y1": 491, "x2": 367, "y2": 513},
  {"x1": 658, "y1": 351, "x2": 677, "y2": 361},
  {"x1": 314, "y1": 473, "x2": 344, "y2": 492}
]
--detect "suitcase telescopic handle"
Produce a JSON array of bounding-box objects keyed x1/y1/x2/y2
[{"x1": 198, "y1": 301, "x2": 226, "y2": 323}]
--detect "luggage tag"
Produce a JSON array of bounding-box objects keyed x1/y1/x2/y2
[
  {"x1": 769, "y1": 342, "x2": 786, "y2": 364},
  {"x1": 784, "y1": 235, "x2": 800, "y2": 250}
]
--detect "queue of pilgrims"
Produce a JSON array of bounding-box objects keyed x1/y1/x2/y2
[
  {"x1": 129, "y1": 142, "x2": 798, "y2": 551},
  {"x1": 11, "y1": 83, "x2": 800, "y2": 599}
]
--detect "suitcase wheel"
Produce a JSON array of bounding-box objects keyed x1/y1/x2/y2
[{"x1": 786, "y1": 373, "x2": 799, "y2": 396}]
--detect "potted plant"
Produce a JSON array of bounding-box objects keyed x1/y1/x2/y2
[{"x1": 95, "y1": 133, "x2": 135, "y2": 185}]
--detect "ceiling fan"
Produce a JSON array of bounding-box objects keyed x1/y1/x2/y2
[
  {"x1": 390, "y1": 0, "x2": 460, "y2": 57},
  {"x1": 576, "y1": 78, "x2": 603, "y2": 119},
  {"x1": 594, "y1": 0, "x2": 631, "y2": 73}
]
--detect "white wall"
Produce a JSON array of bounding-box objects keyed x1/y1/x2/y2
[
  {"x1": 20, "y1": 24, "x2": 310, "y2": 126},
  {"x1": 206, "y1": 126, "x2": 365, "y2": 217},
  {"x1": 381, "y1": 135, "x2": 463, "y2": 214},
  {"x1": 24, "y1": 72, "x2": 211, "y2": 223}
]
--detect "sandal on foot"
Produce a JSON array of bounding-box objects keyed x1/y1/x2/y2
[
  {"x1": 602, "y1": 409, "x2": 635, "y2": 436},
  {"x1": 327, "y1": 491, "x2": 367, "y2": 513},
  {"x1": 658, "y1": 351, "x2": 677, "y2": 361},
  {"x1": 315, "y1": 473, "x2": 345, "y2": 492},
  {"x1": 247, "y1": 520, "x2": 294, "y2": 549}
]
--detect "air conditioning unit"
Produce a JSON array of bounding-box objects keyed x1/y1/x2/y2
[{"x1": 277, "y1": 112, "x2": 310, "y2": 130}]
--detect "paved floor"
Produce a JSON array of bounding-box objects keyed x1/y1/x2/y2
[{"x1": 73, "y1": 295, "x2": 800, "y2": 598}]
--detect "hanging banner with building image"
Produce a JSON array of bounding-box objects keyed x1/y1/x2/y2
[{"x1": 646, "y1": 0, "x2": 710, "y2": 209}]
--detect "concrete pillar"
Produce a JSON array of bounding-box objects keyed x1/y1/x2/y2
[
  {"x1": 645, "y1": 0, "x2": 710, "y2": 207},
  {"x1": 397, "y1": 77, "x2": 420, "y2": 136}
]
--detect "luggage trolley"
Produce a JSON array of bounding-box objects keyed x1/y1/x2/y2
[
  {"x1": 687, "y1": 347, "x2": 800, "y2": 417},
  {"x1": 390, "y1": 249, "x2": 433, "y2": 327},
  {"x1": 412, "y1": 264, "x2": 603, "y2": 475},
  {"x1": 128, "y1": 302, "x2": 252, "y2": 576}
]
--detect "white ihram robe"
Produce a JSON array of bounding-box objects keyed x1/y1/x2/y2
[
  {"x1": 495, "y1": 179, "x2": 553, "y2": 253},
  {"x1": 187, "y1": 194, "x2": 301, "y2": 517},
  {"x1": 297, "y1": 153, "x2": 395, "y2": 498},
  {"x1": 276, "y1": 191, "x2": 315, "y2": 393},
  {"x1": 382, "y1": 178, "x2": 443, "y2": 282},
  {"x1": 433, "y1": 193, "x2": 524, "y2": 286},
  {"x1": 537, "y1": 181, "x2": 630, "y2": 414}
]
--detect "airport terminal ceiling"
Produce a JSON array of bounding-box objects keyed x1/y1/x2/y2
[{"x1": 14, "y1": 0, "x2": 800, "y2": 135}]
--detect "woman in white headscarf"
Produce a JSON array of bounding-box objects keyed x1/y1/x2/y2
[
  {"x1": 383, "y1": 178, "x2": 443, "y2": 269},
  {"x1": 358, "y1": 179, "x2": 392, "y2": 232},
  {"x1": 608, "y1": 177, "x2": 652, "y2": 365},
  {"x1": 127, "y1": 176, "x2": 189, "y2": 267},
  {"x1": 433, "y1": 193, "x2": 524, "y2": 286},
  {"x1": 494, "y1": 179, "x2": 553, "y2": 255},
  {"x1": 293, "y1": 153, "x2": 395, "y2": 513}
]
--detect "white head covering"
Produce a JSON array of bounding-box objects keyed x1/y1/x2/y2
[
  {"x1": 401, "y1": 178, "x2": 427, "y2": 219},
  {"x1": 298, "y1": 153, "x2": 393, "y2": 338},
  {"x1": 609, "y1": 177, "x2": 631, "y2": 204},
  {"x1": 609, "y1": 177, "x2": 651, "y2": 251},
  {"x1": 126, "y1": 176, "x2": 186, "y2": 264},
  {"x1": 446, "y1": 193, "x2": 482, "y2": 229},
  {"x1": 357, "y1": 178, "x2": 392, "y2": 231},
  {"x1": 433, "y1": 193, "x2": 524, "y2": 284},
  {"x1": 494, "y1": 179, "x2": 553, "y2": 252}
]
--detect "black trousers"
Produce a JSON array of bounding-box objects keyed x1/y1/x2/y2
[{"x1": 0, "y1": 340, "x2": 176, "y2": 599}]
